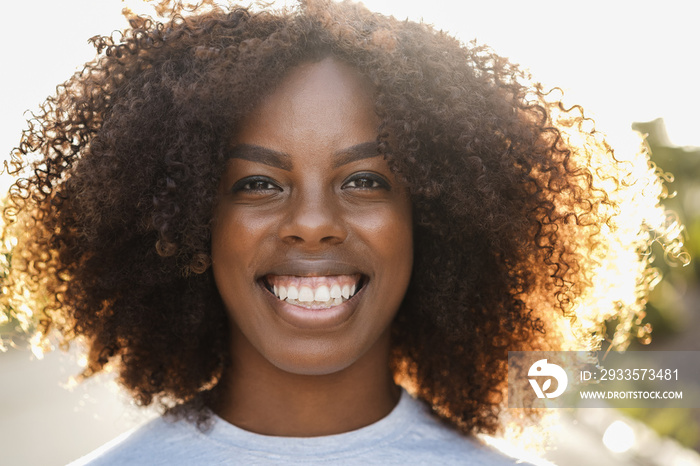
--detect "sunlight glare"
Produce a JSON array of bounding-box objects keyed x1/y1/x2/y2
[{"x1": 602, "y1": 420, "x2": 636, "y2": 454}]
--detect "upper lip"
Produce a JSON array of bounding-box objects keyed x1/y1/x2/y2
[{"x1": 258, "y1": 259, "x2": 366, "y2": 279}]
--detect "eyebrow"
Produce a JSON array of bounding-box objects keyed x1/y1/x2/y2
[
  {"x1": 332, "y1": 141, "x2": 380, "y2": 169},
  {"x1": 226, "y1": 144, "x2": 292, "y2": 171},
  {"x1": 226, "y1": 141, "x2": 380, "y2": 171}
]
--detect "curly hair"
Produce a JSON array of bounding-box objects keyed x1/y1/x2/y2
[{"x1": 1, "y1": 0, "x2": 681, "y2": 435}]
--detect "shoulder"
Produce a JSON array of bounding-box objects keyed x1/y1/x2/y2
[
  {"x1": 68, "y1": 392, "x2": 538, "y2": 465},
  {"x1": 386, "y1": 394, "x2": 531, "y2": 465},
  {"x1": 68, "y1": 416, "x2": 207, "y2": 466}
]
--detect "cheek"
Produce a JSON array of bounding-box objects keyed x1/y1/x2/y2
[
  {"x1": 210, "y1": 208, "x2": 263, "y2": 303},
  {"x1": 211, "y1": 215, "x2": 241, "y2": 273},
  {"x1": 380, "y1": 196, "x2": 413, "y2": 255},
  {"x1": 211, "y1": 208, "x2": 269, "y2": 338},
  {"x1": 211, "y1": 205, "x2": 277, "y2": 267},
  {"x1": 351, "y1": 200, "x2": 413, "y2": 280}
]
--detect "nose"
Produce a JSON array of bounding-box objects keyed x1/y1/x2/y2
[{"x1": 278, "y1": 187, "x2": 347, "y2": 247}]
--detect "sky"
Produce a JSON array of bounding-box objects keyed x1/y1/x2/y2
[
  {"x1": 1, "y1": 0, "x2": 699, "y2": 191},
  {"x1": 364, "y1": 0, "x2": 700, "y2": 145}
]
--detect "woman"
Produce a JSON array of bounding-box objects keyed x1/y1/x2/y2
[{"x1": 1, "y1": 0, "x2": 680, "y2": 463}]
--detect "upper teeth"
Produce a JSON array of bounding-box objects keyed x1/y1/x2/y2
[
  {"x1": 268, "y1": 276, "x2": 360, "y2": 307},
  {"x1": 273, "y1": 284, "x2": 357, "y2": 302}
]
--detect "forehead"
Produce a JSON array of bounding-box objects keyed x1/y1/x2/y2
[{"x1": 233, "y1": 57, "x2": 379, "y2": 153}]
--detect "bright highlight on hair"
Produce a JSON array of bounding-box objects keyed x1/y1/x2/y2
[{"x1": 0, "y1": 0, "x2": 687, "y2": 439}]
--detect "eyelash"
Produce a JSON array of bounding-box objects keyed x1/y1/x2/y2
[
  {"x1": 230, "y1": 176, "x2": 281, "y2": 193},
  {"x1": 230, "y1": 173, "x2": 391, "y2": 194},
  {"x1": 342, "y1": 173, "x2": 391, "y2": 191}
]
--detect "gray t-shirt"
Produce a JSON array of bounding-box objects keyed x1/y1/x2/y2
[{"x1": 70, "y1": 389, "x2": 527, "y2": 465}]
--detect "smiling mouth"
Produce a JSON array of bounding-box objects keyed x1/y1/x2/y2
[{"x1": 261, "y1": 274, "x2": 366, "y2": 309}]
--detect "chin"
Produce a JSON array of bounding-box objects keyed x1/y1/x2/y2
[{"x1": 260, "y1": 334, "x2": 377, "y2": 376}]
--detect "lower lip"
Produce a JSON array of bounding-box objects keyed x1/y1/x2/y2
[{"x1": 260, "y1": 282, "x2": 366, "y2": 330}]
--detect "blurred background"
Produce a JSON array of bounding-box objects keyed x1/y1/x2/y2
[{"x1": 1, "y1": 1, "x2": 699, "y2": 465}]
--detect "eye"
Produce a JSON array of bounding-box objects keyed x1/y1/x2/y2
[
  {"x1": 230, "y1": 176, "x2": 282, "y2": 194},
  {"x1": 342, "y1": 172, "x2": 391, "y2": 191}
]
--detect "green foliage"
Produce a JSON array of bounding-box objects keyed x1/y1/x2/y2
[
  {"x1": 619, "y1": 407, "x2": 700, "y2": 449},
  {"x1": 626, "y1": 118, "x2": 700, "y2": 451},
  {"x1": 630, "y1": 118, "x2": 700, "y2": 345}
]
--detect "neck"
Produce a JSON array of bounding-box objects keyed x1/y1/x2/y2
[{"x1": 215, "y1": 328, "x2": 400, "y2": 437}]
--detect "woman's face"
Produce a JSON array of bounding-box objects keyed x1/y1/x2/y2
[{"x1": 211, "y1": 58, "x2": 413, "y2": 375}]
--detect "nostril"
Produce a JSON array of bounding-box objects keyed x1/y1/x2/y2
[{"x1": 278, "y1": 203, "x2": 347, "y2": 245}]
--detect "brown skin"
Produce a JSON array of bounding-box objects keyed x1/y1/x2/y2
[
  {"x1": 211, "y1": 58, "x2": 414, "y2": 436},
  {"x1": 0, "y1": 0, "x2": 664, "y2": 434},
  {"x1": 4, "y1": 3, "x2": 667, "y2": 436}
]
